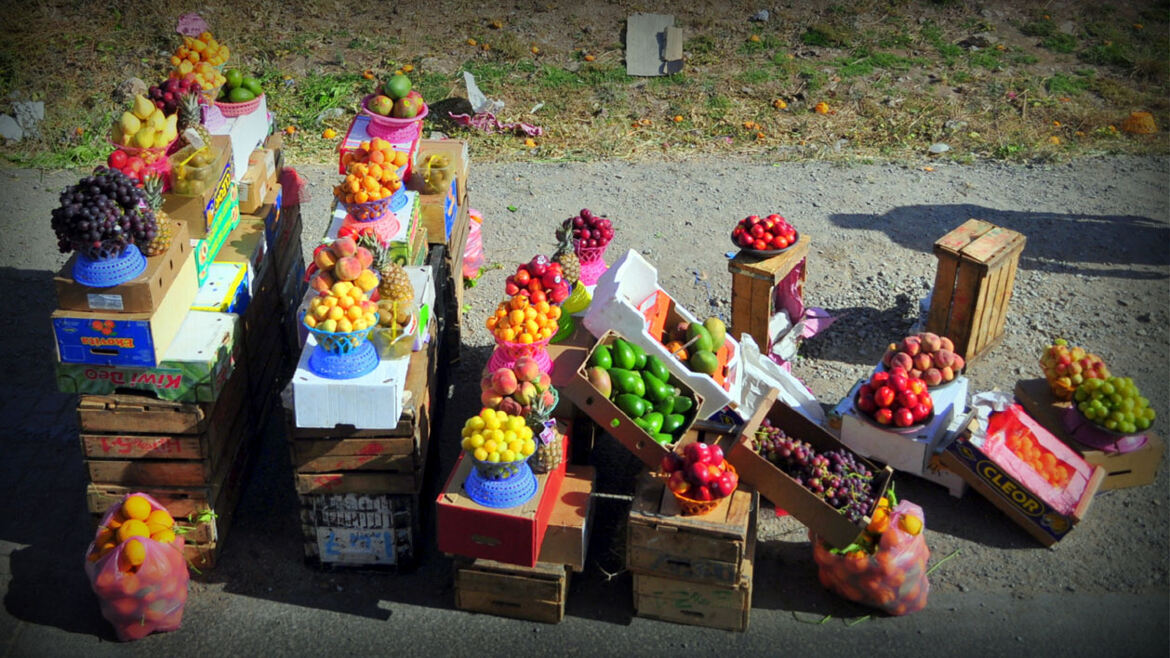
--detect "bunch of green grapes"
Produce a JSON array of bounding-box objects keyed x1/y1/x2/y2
[{"x1": 1075, "y1": 376, "x2": 1155, "y2": 434}]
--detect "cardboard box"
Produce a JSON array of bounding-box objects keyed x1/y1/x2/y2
[
  {"x1": 245, "y1": 183, "x2": 282, "y2": 250},
  {"x1": 454, "y1": 558, "x2": 569, "y2": 624},
  {"x1": 215, "y1": 220, "x2": 267, "y2": 292},
  {"x1": 248, "y1": 145, "x2": 277, "y2": 186},
  {"x1": 939, "y1": 412, "x2": 1105, "y2": 546},
  {"x1": 1014, "y1": 379, "x2": 1164, "y2": 490},
  {"x1": 729, "y1": 388, "x2": 894, "y2": 550},
  {"x1": 54, "y1": 221, "x2": 193, "y2": 313},
  {"x1": 537, "y1": 465, "x2": 595, "y2": 572},
  {"x1": 191, "y1": 183, "x2": 241, "y2": 286},
  {"x1": 264, "y1": 133, "x2": 283, "y2": 173},
  {"x1": 436, "y1": 434, "x2": 568, "y2": 567},
  {"x1": 162, "y1": 136, "x2": 233, "y2": 237},
  {"x1": 560, "y1": 329, "x2": 703, "y2": 469},
  {"x1": 191, "y1": 262, "x2": 249, "y2": 313},
  {"x1": 55, "y1": 311, "x2": 239, "y2": 402},
  {"x1": 583, "y1": 250, "x2": 742, "y2": 419},
  {"x1": 300, "y1": 493, "x2": 416, "y2": 566},
  {"x1": 419, "y1": 177, "x2": 461, "y2": 245},
  {"x1": 238, "y1": 158, "x2": 272, "y2": 215},
  {"x1": 837, "y1": 375, "x2": 970, "y2": 497},
  {"x1": 52, "y1": 249, "x2": 199, "y2": 367}
]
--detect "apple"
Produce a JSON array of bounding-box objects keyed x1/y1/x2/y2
[
  {"x1": 714, "y1": 472, "x2": 737, "y2": 498},
  {"x1": 898, "y1": 391, "x2": 919, "y2": 410},
  {"x1": 912, "y1": 402, "x2": 931, "y2": 422},
  {"x1": 707, "y1": 444, "x2": 724, "y2": 467},
  {"x1": 874, "y1": 385, "x2": 896, "y2": 408},
  {"x1": 668, "y1": 470, "x2": 689, "y2": 494},
  {"x1": 874, "y1": 408, "x2": 894, "y2": 425},
  {"x1": 856, "y1": 395, "x2": 878, "y2": 413},
  {"x1": 870, "y1": 371, "x2": 890, "y2": 388},
  {"x1": 689, "y1": 461, "x2": 713, "y2": 485},
  {"x1": 684, "y1": 441, "x2": 711, "y2": 465},
  {"x1": 691, "y1": 484, "x2": 714, "y2": 501},
  {"x1": 894, "y1": 407, "x2": 915, "y2": 427}
]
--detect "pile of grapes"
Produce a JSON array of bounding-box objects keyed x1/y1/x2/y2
[
  {"x1": 1075, "y1": 376, "x2": 1155, "y2": 434},
  {"x1": 51, "y1": 167, "x2": 156, "y2": 257},
  {"x1": 753, "y1": 418, "x2": 877, "y2": 523},
  {"x1": 565, "y1": 208, "x2": 614, "y2": 250}
]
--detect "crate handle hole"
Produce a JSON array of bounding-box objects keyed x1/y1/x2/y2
[
  {"x1": 680, "y1": 610, "x2": 705, "y2": 618},
  {"x1": 90, "y1": 348, "x2": 120, "y2": 356},
  {"x1": 666, "y1": 559, "x2": 692, "y2": 568},
  {"x1": 490, "y1": 600, "x2": 522, "y2": 609}
]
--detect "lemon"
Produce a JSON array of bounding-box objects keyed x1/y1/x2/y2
[
  {"x1": 502, "y1": 449, "x2": 516, "y2": 462},
  {"x1": 473, "y1": 447, "x2": 488, "y2": 461},
  {"x1": 487, "y1": 452, "x2": 501, "y2": 463},
  {"x1": 469, "y1": 434, "x2": 485, "y2": 448}
]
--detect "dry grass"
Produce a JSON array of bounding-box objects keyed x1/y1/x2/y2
[{"x1": 0, "y1": 0, "x2": 1167, "y2": 168}]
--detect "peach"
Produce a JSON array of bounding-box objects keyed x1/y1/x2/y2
[
  {"x1": 309, "y1": 271, "x2": 335, "y2": 293},
  {"x1": 490, "y1": 368, "x2": 519, "y2": 396},
  {"x1": 499, "y1": 397, "x2": 523, "y2": 417},
  {"x1": 354, "y1": 269, "x2": 379, "y2": 293},
  {"x1": 881, "y1": 344, "x2": 897, "y2": 368},
  {"x1": 891, "y1": 352, "x2": 914, "y2": 372},
  {"x1": 938, "y1": 336, "x2": 954, "y2": 352},
  {"x1": 480, "y1": 390, "x2": 503, "y2": 409},
  {"x1": 901, "y1": 335, "x2": 921, "y2": 356},
  {"x1": 480, "y1": 374, "x2": 495, "y2": 393},
  {"x1": 909, "y1": 368, "x2": 922, "y2": 380},
  {"x1": 356, "y1": 246, "x2": 374, "y2": 269},
  {"x1": 951, "y1": 354, "x2": 965, "y2": 372},
  {"x1": 913, "y1": 352, "x2": 933, "y2": 372},
  {"x1": 314, "y1": 248, "x2": 337, "y2": 271},
  {"x1": 933, "y1": 349, "x2": 955, "y2": 369},
  {"x1": 919, "y1": 332, "x2": 942, "y2": 353},
  {"x1": 333, "y1": 256, "x2": 363, "y2": 282},
  {"x1": 940, "y1": 366, "x2": 955, "y2": 382},
  {"x1": 331, "y1": 236, "x2": 358, "y2": 258},
  {"x1": 514, "y1": 356, "x2": 541, "y2": 383},
  {"x1": 923, "y1": 368, "x2": 943, "y2": 387}
]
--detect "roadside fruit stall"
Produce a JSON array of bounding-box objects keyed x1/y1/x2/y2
[{"x1": 49, "y1": 17, "x2": 1162, "y2": 642}]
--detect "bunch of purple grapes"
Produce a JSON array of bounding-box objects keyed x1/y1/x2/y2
[
  {"x1": 752, "y1": 418, "x2": 877, "y2": 523},
  {"x1": 568, "y1": 208, "x2": 614, "y2": 248},
  {"x1": 147, "y1": 75, "x2": 203, "y2": 115},
  {"x1": 51, "y1": 167, "x2": 156, "y2": 256}
]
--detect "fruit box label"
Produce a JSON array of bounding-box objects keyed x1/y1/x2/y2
[
  {"x1": 316, "y1": 527, "x2": 403, "y2": 565},
  {"x1": 442, "y1": 177, "x2": 458, "y2": 239},
  {"x1": 193, "y1": 190, "x2": 241, "y2": 286},
  {"x1": 944, "y1": 440, "x2": 1071, "y2": 542},
  {"x1": 52, "y1": 315, "x2": 158, "y2": 367}
]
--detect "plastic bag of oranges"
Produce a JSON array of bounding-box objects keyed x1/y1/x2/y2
[
  {"x1": 811, "y1": 496, "x2": 930, "y2": 616},
  {"x1": 84, "y1": 493, "x2": 189, "y2": 641}
]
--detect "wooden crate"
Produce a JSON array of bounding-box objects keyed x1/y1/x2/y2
[
  {"x1": 633, "y1": 516, "x2": 755, "y2": 632},
  {"x1": 300, "y1": 493, "x2": 418, "y2": 567},
  {"x1": 1014, "y1": 378, "x2": 1164, "y2": 490},
  {"x1": 925, "y1": 219, "x2": 1026, "y2": 363},
  {"x1": 626, "y1": 470, "x2": 757, "y2": 587},
  {"x1": 454, "y1": 558, "x2": 570, "y2": 624},
  {"x1": 727, "y1": 233, "x2": 810, "y2": 354},
  {"x1": 81, "y1": 359, "x2": 249, "y2": 487}
]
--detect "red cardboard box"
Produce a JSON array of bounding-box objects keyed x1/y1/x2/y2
[
  {"x1": 729, "y1": 388, "x2": 894, "y2": 550},
  {"x1": 436, "y1": 432, "x2": 569, "y2": 567}
]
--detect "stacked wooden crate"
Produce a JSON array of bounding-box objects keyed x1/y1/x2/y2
[{"x1": 627, "y1": 471, "x2": 757, "y2": 632}]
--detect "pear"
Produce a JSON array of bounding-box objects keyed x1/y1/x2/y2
[
  {"x1": 120, "y1": 111, "x2": 142, "y2": 136},
  {"x1": 158, "y1": 114, "x2": 178, "y2": 147},
  {"x1": 147, "y1": 109, "x2": 166, "y2": 131},
  {"x1": 132, "y1": 94, "x2": 155, "y2": 121},
  {"x1": 134, "y1": 127, "x2": 156, "y2": 149}
]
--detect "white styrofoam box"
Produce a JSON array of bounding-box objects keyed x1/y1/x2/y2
[
  {"x1": 296, "y1": 266, "x2": 433, "y2": 351},
  {"x1": 207, "y1": 95, "x2": 270, "y2": 184},
  {"x1": 191, "y1": 262, "x2": 249, "y2": 313},
  {"x1": 291, "y1": 338, "x2": 410, "y2": 429},
  {"x1": 839, "y1": 376, "x2": 971, "y2": 497},
  {"x1": 326, "y1": 191, "x2": 417, "y2": 242},
  {"x1": 583, "y1": 249, "x2": 742, "y2": 420}
]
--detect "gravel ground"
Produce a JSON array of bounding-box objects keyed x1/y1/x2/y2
[{"x1": 0, "y1": 155, "x2": 1166, "y2": 654}]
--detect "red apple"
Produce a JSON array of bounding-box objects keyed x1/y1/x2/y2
[
  {"x1": 912, "y1": 402, "x2": 931, "y2": 422},
  {"x1": 689, "y1": 461, "x2": 713, "y2": 485},
  {"x1": 890, "y1": 373, "x2": 908, "y2": 392},
  {"x1": 714, "y1": 472, "x2": 737, "y2": 498},
  {"x1": 898, "y1": 391, "x2": 919, "y2": 410},
  {"x1": 874, "y1": 408, "x2": 894, "y2": 425},
  {"x1": 856, "y1": 395, "x2": 877, "y2": 413},
  {"x1": 668, "y1": 470, "x2": 689, "y2": 494},
  {"x1": 707, "y1": 444, "x2": 724, "y2": 467},
  {"x1": 661, "y1": 454, "x2": 682, "y2": 474},
  {"x1": 684, "y1": 441, "x2": 711, "y2": 465},
  {"x1": 874, "y1": 386, "x2": 896, "y2": 408},
  {"x1": 894, "y1": 407, "x2": 915, "y2": 427}
]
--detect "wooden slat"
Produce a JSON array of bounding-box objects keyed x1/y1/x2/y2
[
  {"x1": 960, "y1": 227, "x2": 1023, "y2": 266},
  {"x1": 294, "y1": 471, "x2": 420, "y2": 495},
  {"x1": 78, "y1": 393, "x2": 209, "y2": 434},
  {"x1": 291, "y1": 435, "x2": 418, "y2": 462},
  {"x1": 457, "y1": 567, "x2": 566, "y2": 602},
  {"x1": 926, "y1": 251, "x2": 959, "y2": 336},
  {"x1": 455, "y1": 590, "x2": 565, "y2": 624},
  {"x1": 933, "y1": 219, "x2": 992, "y2": 255},
  {"x1": 968, "y1": 256, "x2": 1003, "y2": 359},
  {"x1": 727, "y1": 233, "x2": 810, "y2": 279},
  {"x1": 988, "y1": 244, "x2": 1022, "y2": 354},
  {"x1": 946, "y1": 261, "x2": 982, "y2": 357},
  {"x1": 295, "y1": 451, "x2": 417, "y2": 474},
  {"x1": 81, "y1": 432, "x2": 204, "y2": 460}
]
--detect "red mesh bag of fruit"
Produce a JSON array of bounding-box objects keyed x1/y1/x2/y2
[
  {"x1": 811, "y1": 493, "x2": 930, "y2": 616},
  {"x1": 84, "y1": 493, "x2": 189, "y2": 641}
]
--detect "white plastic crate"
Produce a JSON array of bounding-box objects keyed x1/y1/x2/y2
[{"x1": 582, "y1": 250, "x2": 742, "y2": 420}]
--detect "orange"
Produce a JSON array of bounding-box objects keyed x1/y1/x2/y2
[
  {"x1": 117, "y1": 519, "x2": 150, "y2": 543},
  {"x1": 393, "y1": 151, "x2": 408, "y2": 167},
  {"x1": 122, "y1": 538, "x2": 146, "y2": 568},
  {"x1": 354, "y1": 190, "x2": 369, "y2": 204},
  {"x1": 122, "y1": 495, "x2": 152, "y2": 521},
  {"x1": 368, "y1": 149, "x2": 385, "y2": 165},
  {"x1": 508, "y1": 309, "x2": 525, "y2": 325}
]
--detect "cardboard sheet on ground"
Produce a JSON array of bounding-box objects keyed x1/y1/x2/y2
[{"x1": 626, "y1": 14, "x2": 684, "y2": 76}]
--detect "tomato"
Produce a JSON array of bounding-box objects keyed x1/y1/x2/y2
[{"x1": 108, "y1": 150, "x2": 128, "y2": 169}]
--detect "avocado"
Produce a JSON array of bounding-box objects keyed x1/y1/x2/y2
[
  {"x1": 686, "y1": 324, "x2": 713, "y2": 353},
  {"x1": 689, "y1": 349, "x2": 719, "y2": 375},
  {"x1": 611, "y1": 339, "x2": 636, "y2": 370},
  {"x1": 589, "y1": 344, "x2": 612, "y2": 369}
]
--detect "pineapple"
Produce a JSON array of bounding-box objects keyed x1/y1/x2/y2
[
  {"x1": 527, "y1": 390, "x2": 561, "y2": 474},
  {"x1": 378, "y1": 259, "x2": 415, "y2": 327},
  {"x1": 553, "y1": 218, "x2": 581, "y2": 285},
  {"x1": 178, "y1": 90, "x2": 212, "y2": 148},
  {"x1": 140, "y1": 174, "x2": 173, "y2": 257}
]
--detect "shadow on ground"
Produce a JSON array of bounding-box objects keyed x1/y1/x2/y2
[{"x1": 829, "y1": 205, "x2": 1170, "y2": 280}]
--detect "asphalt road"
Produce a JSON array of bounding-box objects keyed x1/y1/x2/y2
[{"x1": 0, "y1": 157, "x2": 1166, "y2": 657}]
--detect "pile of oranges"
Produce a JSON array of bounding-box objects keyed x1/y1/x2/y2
[
  {"x1": 486, "y1": 294, "x2": 561, "y2": 344},
  {"x1": 334, "y1": 138, "x2": 409, "y2": 205},
  {"x1": 1005, "y1": 430, "x2": 1072, "y2": 489},
  {"x1": 169, "y1": 33, "x2": 229, "y2": 91},
  {"x1": 88, "y1": 494, "x2": 177, "y2": 572}
]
